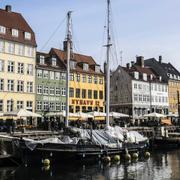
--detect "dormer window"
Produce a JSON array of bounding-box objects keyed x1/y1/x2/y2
[
  {"x1": 39, "y1": 55, "x2": 45, "y2": 64},
  {"x1": 95, "y1": 65, "x2": 100, "y2": 73},
  {"x1": 0, "y1": 26, "x2": 6, "y2": 34},
  {"x1": 52, "y1": 57, "x2": 57, "y2": 66},
  {"x1": 83, "y1": 63, "x2": 89, "y2": 71},
  {"x1": 70, "y1": 60, "x2": 76, "y2": 69},
  {"x1": 143, "y1": 73, "x2": 147, "y2": 81},
  {"x1": 134, "y1": 71, "x2": 139, "y2": 79},
  {"x1": 12, "y1": 29, "x2": 19, "y2": 37},
  {"x1": 24, "y1": 32, "x2": 31, "y2": 40}
]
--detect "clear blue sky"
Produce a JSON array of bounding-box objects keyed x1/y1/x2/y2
[{"x1": 1, "y1": 0, "x2": 180, "y2": 70}]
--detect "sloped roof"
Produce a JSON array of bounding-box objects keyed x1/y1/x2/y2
[
  {"x1": 0, "y1": 7, "x2": 36, "y2": 46},
  {"x1": 50, "y1": 48, "x2": 104, "y2": 75}
]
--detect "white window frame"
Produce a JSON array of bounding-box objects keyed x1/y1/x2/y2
[
  {"x1": 27, "y1": 64, "x2": 33, "y2": 75},
  {"x1": 24, "y1": 32, "x2": 31, "y2": 40},
  {"x1": 27, "y1": 82, "x2": 33, "y2": 93},
  {"x1": 7, "y1": 80, "x2": 14, "y2": 91},
  {"x1": 0, "y1": 26, "x2": 6, "y2": 34},
  {"x1": 12, "y1": 29, "x2": 19, "y2": 37},
  {"x1": 37, "y1": 85, "x2": 42, "y2": 94},
  {"x1": 61, "y1": 87, "x2": 66, "y2": 96},
  {"x1": 0, "y1": 60, "x2": 4, "y2": 72},
  {"x1": 17, "y1": 62, "x2": 24, "y2": 74},
  {"x1": 0, "y1": 79, "x2": 4, "y2": 91}
]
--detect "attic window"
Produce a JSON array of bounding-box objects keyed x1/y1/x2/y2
[
  {"x1": 95, "y1": 65, "x2": 100, "y2": 73},
  {"x1": 83, "y1": 63, "x2": 89, "y2": 71},
  {"x1": 39, "y1": 55, "x2": 45, "y2": 64},
  {"x1": 24, "y1": 32, "x2": 31, "y2": 40},
  {"x1": 143, "y1": 73, "x2": 147, "y2": 81},
  {"x1": 134, "y1": 71, "x2": 139, "y2": 79},
  {"x1": 0, "y1": 26, "x2": 6, "y2": 34},
  {"x1": 12, "y1": 29, "x2": 19, "y2": 37},
  {"x1": 70, "y1": 60, "x2": 76, "y2": 69},
  {"x1": 52, "y1": 57, "x2": 57, "y2": 66}
]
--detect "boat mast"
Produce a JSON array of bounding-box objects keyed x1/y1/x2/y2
[
  {"x1": 106, "y1": 0, "x2": 112, "y2": 128},
  {"x1": 65, "y1": 11, "x2": 72, "y2": 127}
]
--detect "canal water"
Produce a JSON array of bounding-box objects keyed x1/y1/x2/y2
[{"x1": 0, "y1": 149, "x2": 180, "y2": 180}]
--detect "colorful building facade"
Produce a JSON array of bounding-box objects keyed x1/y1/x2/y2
[
  {"x1": 0, "y1": 5, "x2": 36, "y2": 113},
  {"x1": 51, "y1": 48, "x2": 105, "y2": 113},
  {"x1": 35, "y1": 51, "x2": 66, "y2": 116}
]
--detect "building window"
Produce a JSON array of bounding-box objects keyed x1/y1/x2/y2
[
  {"x1": 49, "y1": 102, "x2": 55, "y2": 111},
  {"x1": 88, "y1": 90, "x2": 92, "y2": 99},
  {"x1": 17, "y1": 101, "x2": 23, "y2": 110},
  {"x1": 43, "y1": 86, "x2": 49, "y2": 95},
  {"x1": 70, "y1": 88, "x2": 74, "y2": 97},
  {"x1": 61, "y1": 73, "x2": 66, "y2": 80},
  {"x1": 7, "y1": 61, "x2": 14, "y2": 72},
  {"x1": 27, "y1": 47, "x2": 33, "y2": 57},
  {"x1": 27, "y1": 82, "x2": 33, "y2": 93},
  {"x1": 17, "y1": 80, "x2": 24, "y2": 92},
  {"x1": 36, "y1": 101, "x2": 42, "y2": 111},
  {"x1": 8, "y1": 43, "x2": 15, "y2": 54},
  {"x1": 83, "y1": 63, "x2": 89, "y2": 71},
  {"x1": 0, "y1": 79, "x2": 4, "y2": 91},
  {"x1": 55, "y1": 72, "x2": 60, "y2": 80},
  {"x1": 95, "y1": 65, "x2": 100, "y2": 73},
  {"x1": 43, "y1": 70, "x2": 49, "y2": 79},
  {"x1": 52, "y1": 57, "x2": 57, "y2": 66},
  {"x1": 0, "y1": 60, "x2": 4, "y2": 72},
  {"x1": 134, "y1": 94, "x2": 138, "y2": 102},
  {"x1": 18, "y1": 45, "x2": 24, "y2": 56},
  {"x1": 7, "y1": 100, "x2": 13, "y2": 112},
  {"x1": 37, "y1": 85, "x2": 42, "y2": 94},
  {"x1": 0, "y1": 41, "x2": 5, "y2": 52},
  {"x1": 82, "y1": 106, "x2": 86, "y2": 113},
  {"x1": 50, "y1": 71, "x2": 54, "y2": 80},
  {"x1": 12, "y1": 29, "x2": 19, "y2": 37},
  {"x1": 70, "y1": 61, "x2": 76, "y2": 69},
  {"x1": 82, "y1": 89, "x2": 86, "y2": 99},
  {"x1": 99, "y1": 78, "x2": 103, "y2": 84},
  {"x1": 134, "y1": 83, "x2": 137, "y2": 89},
  {"x1": 50, "y1": 87, "x2": 55, "y2": 95},
  {"x1": 55, "y1": 88, "x2": 61, "y2": 96},
  {"x1": 17, "y1": 63, "x2": 24, "y2": 74},
  {"x1": 76, "y1": 74, "x2": 80, "y2": 82},
  {"x1": 27, "y1": 64, "x2": 33, "y2": 75},
  {"x1": 26, "y1": 101, "x2": 33, "y2": 111},
  {"x1": 7, "y1": 80, "x2": 14, "y2": 91},
  {"x1": 75, "y1": 106, "x2": 80, "y2": 112},
  {"x1": 94, "y1": 76, "x2": 98, "y2": 84},
  {"x1": 0, "y1": 100, "x2": 3, "y2": 112},
  {"x1": 87, "y1": 106, "x2": 92, "y2": 112},
  {"x1": 70, "y1": 73, "x2": 74, "y2": 81},
  {"x1": 37, "y1": 69, "x2": 43, "y2": 78},
  {"x1": 99, "y1": 91, "x2": 103, "y2": 99},
  {"x1": 61, "y1": 102, "x2": 66, "y2": 111},
  {"x1": 69, "y1": 106, "x2": 74, "y2": 113},
  {"x1": 82, "y1": 74, "x2": 86, "y2": 83},
  {"x1": 43, "y1": 102, "x2": 49, "y2": 111},
  {"x1": 24, "y1": 32, "x2": 31, "y2": 40},
  {"x1": 88, "y1": 75, "x2": 92, "y2": 83},
  {"x1": 76, "y1": 89, "x2": 80, "y2": 98},
  {"x1": 0, "y1": 26, "x2": 6, "y2": 34},
  {"x1": 99, "y1": 107, "x2": 103, "y2": 112},
  {"x1": 94, "y1": 90, "x2": 98, "y2": 99},
  {"x1": 61, "y1": 87, "x2": 66, "y2": 96},
  {"x1": 56, "y1": 103, "x2": 61, "y2": 111},
  {"x1": 139, "y1": 95, "x2": 142, "y2": 101},
  {"x1": 40, "y1": 55, "x2": 45, "y2": 64}
]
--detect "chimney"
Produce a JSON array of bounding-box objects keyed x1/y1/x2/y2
[
  {"x1": 159, "y1": 56, "x2": 162, "y2": 64},
  {"x1": 5, "y1": 5, "x2": 12, "y2": 12},
  {"x1": 126, "y1": 63, "x2": 130, "y2": 69},
  {"x1": 131, "y1": 61, "x2": 135, "y2": 67},
  {"x1": 136, "y1": 56, "x2": 144, "y2": 67}
]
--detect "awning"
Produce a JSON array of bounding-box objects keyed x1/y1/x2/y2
[{"x1": 161, "y1": 119, "x2": 172, "y2": 125}]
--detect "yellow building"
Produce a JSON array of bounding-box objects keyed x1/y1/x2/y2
[
  {"x1": 51, "y1": 48, "x2": 105, "y2": 113},
  {"x1": 0, "y1": 6, "x2": 36, "y2": 113},
  {"x1": 168, "y1": 80, "x2": 180, "y2": 115}
]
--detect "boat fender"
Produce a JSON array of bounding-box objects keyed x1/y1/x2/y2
[
  {"x1": 145, "y1": 152, "x2": 151, "y2": 158},
  {"x1": 113, "y1": 155, "x2": 120, "y2": 162},
  {"x1": 132, "y1": 153, "x2": 138, "y2": 159},
  {"x1": 43, "y1": 159, "x2": 50, "y2": 166},
  {"x1": 125, "y1": 153, "x2": 131, "y2": 161},
  {"x1": 103, "y1": 156, "x2": 111, "y2": 162}
]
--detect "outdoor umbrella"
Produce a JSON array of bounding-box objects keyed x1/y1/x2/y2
[
  {"x1": 87, "y1": 111, "x2": 106, "y2": 117},
  {"x1": 143, "y1": 112, "x2": 166, "y2": 118},
  {"x1": 17, "y1": 109, "x2": 42, "y2": 118},
  {"x1": 109, "y1": 112, "x2": 129, "y2": 118}
]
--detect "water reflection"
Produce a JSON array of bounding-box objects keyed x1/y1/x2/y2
[{"x1": 1, "y1": 149, "x2": 180, "y2": 180}]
